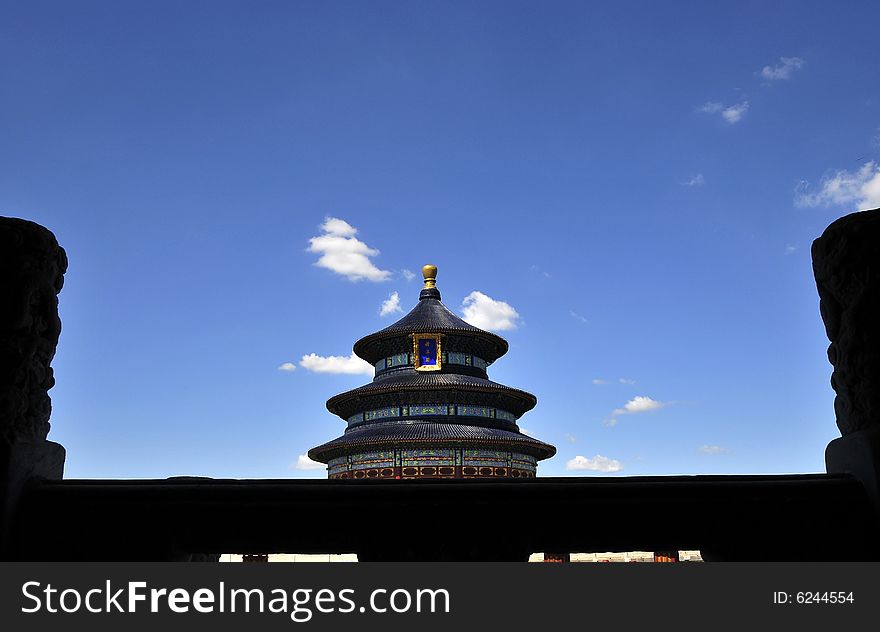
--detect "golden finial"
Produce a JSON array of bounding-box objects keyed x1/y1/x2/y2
[{"x1": 422, "y1": 264, "x2": 437, "y2": 289}]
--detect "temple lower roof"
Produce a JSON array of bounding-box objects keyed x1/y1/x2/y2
[{"x1": 308, "y1": 420, "x2": 557, "y2": 462}]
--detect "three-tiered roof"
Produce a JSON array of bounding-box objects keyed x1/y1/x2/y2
[{"x1": 309, "y1": 265, "x2": 555, "y2": 479}]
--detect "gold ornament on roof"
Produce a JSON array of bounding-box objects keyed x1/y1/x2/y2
[{"x1": 422, "y1": 264, "x2": 438, "y2": 289}]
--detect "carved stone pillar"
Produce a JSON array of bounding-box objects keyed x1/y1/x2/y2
[
  {"x1": 0, "y1": 217, "x2": 67, "y2": 558},
  {"x1": 813, "y1": 208, "x2": 880, "y2": 516}
]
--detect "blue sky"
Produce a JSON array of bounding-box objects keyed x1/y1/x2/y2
[{"x1": 3, "y1": 1, "x2": 879, "y2": 478}]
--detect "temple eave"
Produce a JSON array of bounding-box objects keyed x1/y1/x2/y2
[
  {"x1": 326, "y1": 377, "x2": 538, "y2": 419},
  {"x1": 308, "y1": 424, "x2": 556, "y2": 463}
]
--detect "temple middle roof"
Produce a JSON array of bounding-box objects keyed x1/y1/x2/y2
[{"x1": 325, "y1": 371, "x2": 538, "y2": 419}]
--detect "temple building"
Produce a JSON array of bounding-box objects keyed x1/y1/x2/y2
[{"x1": 308, "y1": 264, "x2": 556, "y2": 480}]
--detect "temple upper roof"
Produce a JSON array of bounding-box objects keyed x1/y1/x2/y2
[{"x1": 353, "y1": 265, "x2": 508, "y2": 364}]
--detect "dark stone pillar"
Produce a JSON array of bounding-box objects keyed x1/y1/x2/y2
[
  {"x1": 0, "y1": 217, "x2": 67, "y2": 559},
  {"x1": 813, "y1": 208, "x2": 880, "y2": 518}
]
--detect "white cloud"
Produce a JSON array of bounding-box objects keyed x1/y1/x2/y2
[
  {"x1": 379, "y1": 291, "x2": 402, "y2": 316},
  {"x1": 277, "y1": 362, "x2": 297, "y2": 372},
  {"x1": 519, "y1": 427, "x2": 533, "y2": 436},
  {"x1": 565, "y1": 433, "x2": 577, "y2": 443},
  {"x1": 461, "y1": 291, "x2": 521, "y2": 331},
  {"x1": 569, "y1": 310, "x2": 589, "y2": 324},
  {"x1": 613, "y1": 395, "x2": 665, "y2": 415},
  {"x1": 785, "y1": 243, "x2": 798, "y2": 255},
  {"x1": 529, "y1": 265, "x2": 552, "y2": 279},
  {"x1": 566, "y1": 454, "x2": 623, "y2": 473},
  {"x1": 699, "y1": 101, "x2": 749, "y2": 124},
  {"x1": 682, "y1": 173, "x2": 705, "y2": 187},
  {"x1": 307, "y1": 217, "x2": 392, "y2": 282},
  {"x1": 698, "y1": 445, "x2": 729, "y2": 455},
  {"x1": 592, "y1": 379, "x2": 608, "y2": 385},
  {"x1": 318, "y1": 217, "x2": 357, "y2": 237},
  {"x1": 291, "y1": 454, "x2": 325, "y2": 470},
  {"x1": 721, "y1": 102, "x2": 749, "y2": 124},
  {"x1": 760, "y1": 56, "x2": 805, "y2": 81},
  {"x1": 795, "y1": 161, "x2": 880, "y2": 211},
  {"x1": 619, "y1": 378, "x2": 636, "y2": 385},
  {"x1": 299, "y1": 352, "x2": 374, "y2": 375},
  {"x1": 606, "y1": 395, "x2": 667, "y2": 426},
  {"x1": 401, "y1": 269, "x2": 416, "y2": 281}
]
